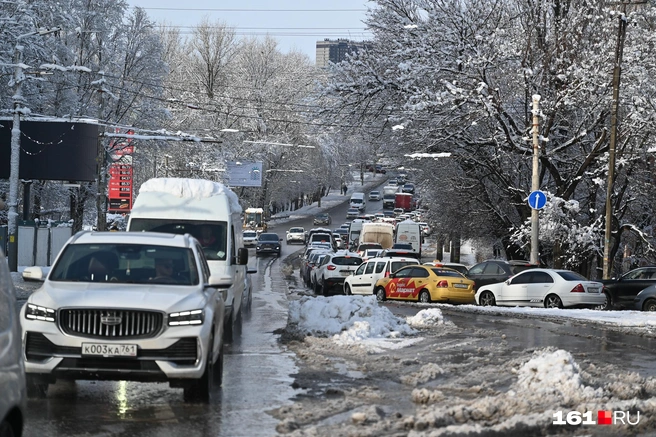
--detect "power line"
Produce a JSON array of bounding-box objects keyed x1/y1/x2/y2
[{"x1": 135, "y1": 8, "x2": 368, "y2": 12}]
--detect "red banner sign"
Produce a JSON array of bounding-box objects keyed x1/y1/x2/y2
[{"x1": 107, "y1": 130, "x2": 134, "y2": 212}]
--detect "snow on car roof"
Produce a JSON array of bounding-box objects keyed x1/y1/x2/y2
[{"x1": 139, "y1": 177, "x2": 241, "y2": 213}]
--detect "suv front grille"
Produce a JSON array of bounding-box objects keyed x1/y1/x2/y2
[{"x1": 59, "y1": 309, "x2": 163, "y2": 339}]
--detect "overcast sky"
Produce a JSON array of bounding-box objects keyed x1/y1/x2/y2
[{"x1": 125, "y1": 0, "x2": 372, "y2": 63}]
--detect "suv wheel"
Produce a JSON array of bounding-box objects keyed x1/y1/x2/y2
[{"x1": 184, "y1": 333, "x2": 219, "y2": 402}]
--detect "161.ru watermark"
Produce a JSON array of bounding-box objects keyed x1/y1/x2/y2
[{"x1": 553, "y1": 410, "x2": 640, "y2": 426}]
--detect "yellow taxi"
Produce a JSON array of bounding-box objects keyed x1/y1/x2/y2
[{"x1": 374, "y1": 265, "x2": 475, "y2": 304}]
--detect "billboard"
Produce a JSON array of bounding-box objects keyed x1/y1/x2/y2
[
  {"x1": 226, "y1": 161, "x2": 263, "y2": 187},
  {"x1": 0, "y1": 119, "x2": 98, "y2": 181},
  {"x1": 107, "y1": 129, "x2": 134, "y2": 212}
]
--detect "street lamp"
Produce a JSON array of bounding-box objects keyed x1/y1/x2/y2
[{"x1": 6, "y1": 26, "x2": 61, "y2": 272}]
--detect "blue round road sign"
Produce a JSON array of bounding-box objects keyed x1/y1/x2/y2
[{"x1": 528, "y1": 190, "x2": 547, "y2": 210}]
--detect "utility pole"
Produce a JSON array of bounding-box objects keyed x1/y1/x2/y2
[
  {"x1": 6, "y1": 26, "x2": 60, "y2": 271},
  {"x1": 6, "y1": 45, "x2": 24, "y2": 271},
  {"x1": 95, "y1": 86, "x2": 107, "y2": 231},
  {"x1": 602, "y1": 1, "x2": 639, "y2": 279},
  {"x1": 530, "y1": 95, "x2": 541, "y2": 265}
]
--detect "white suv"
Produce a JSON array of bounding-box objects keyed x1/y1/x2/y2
[
  {"x1": 344, "y1": 256, "x2": 420, "y2": 295},
  {"x1": 21, "y1": 231, "x2": 227, "y2": 403},
  {"x1": 286, "y1": 227, "x2": 307, "y2": 244},
  {"x1": 313, "y1": 250, "x2": 363, "y2": 295}
]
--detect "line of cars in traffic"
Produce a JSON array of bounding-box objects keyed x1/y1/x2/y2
[
  {"x1": 465, "y1": 259, "x2": 656, "y2": 311},
  {"x1": 299, "y1": 230, "x2": 655, "y2": 312},
  {"x1": 295, "y1": 222, "x2": 479, "y2": 304}
]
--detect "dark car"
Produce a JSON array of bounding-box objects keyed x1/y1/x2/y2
[
  {"x1": 314, "y1": 213, "x2": 332, "y2": 226},
  {"x1": 634, "y1": 284, "x2": 656, "y2": 311},
  {"x1": 401, "y1": 183, "x2": 415, "y2": 194},
  {"x1": 256, "y1": 233, "x2": 282, "y2": 256},
  {"x1": 378, "y1": 249, "x2": 421, "y2": 260},
  {"x1": 601, "y1": 266, "x2": 656, "y2": 310},
  {"x1": 466, "y1": 259, "x2": 539, "y2": 290}
]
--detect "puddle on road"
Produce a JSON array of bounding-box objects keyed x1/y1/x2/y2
[
  {"x1": 330, "y1": 359, "x2": 366, "y2": 379},
  {"x1": 442, "y1": 310, "x2": 656, "y2": 378}
]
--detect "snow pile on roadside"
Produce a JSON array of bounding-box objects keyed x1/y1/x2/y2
[
  {"x1": 406, "y1": 308, "x2": 450, "y2": 327},
  {"x1": 515, "y1": 348, "x2": 602, "y2": 403},
  {"x1": 407, "y1": 349, "x2": 610, "y2": 434},
  {"x1": 401, "y1": 363, "x2": 445, "y2": 386},
  {"x1": 288, "y1": 295, "x2": 416, "y2": 341}
]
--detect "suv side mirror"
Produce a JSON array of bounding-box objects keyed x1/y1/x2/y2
[
  {"x1": 237, "y1": 247, "x2": 248, "y2": 265},
  {"x1": 22, "y1": 266, "x2": 45, "y2": 282}
]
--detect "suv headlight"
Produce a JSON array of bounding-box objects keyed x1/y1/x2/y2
[
  {"x1": 168, "y1": 309, "x2": 204, "y2": 326},
  {"x1": 25, "y1": 304, "x2": 56, "y2": 322}
]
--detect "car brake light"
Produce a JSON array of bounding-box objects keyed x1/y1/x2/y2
[
  {"x1": 571, "y1": 284, "x2": 585, "y2": 293},
  {"x1": 436, "y1": 280, "x2": 448, "y2": 287},
  {"x1": 327, "y1": 265, "x2": 336, "y2": 270},
  {"x1": 385, "y1": 271, "x2": 389, "y2": 277}
]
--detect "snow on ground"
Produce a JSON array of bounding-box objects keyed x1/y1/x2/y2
[
  {"x1": 438, "y1": 302, "x2": 656, "y2": 332},
  {"x1": 406, "y1": 308, "x2": 452, "y2": 327},
  {"x1": 288, "y1": 295, "x2": 422, "y2": 352},
  {"x1": 405, "y1": 345, "x2": 656, "y2": 436},
  {"x1": 281, "y1": 295, "x2": 656, "y2": 435},
  {"x1": 288, "y1": 293, "x2": 656, "y2": 346}
]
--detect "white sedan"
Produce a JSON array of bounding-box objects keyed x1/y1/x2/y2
[{"x1": 475, "y1": 268, "x2": 606, "y2": 309}]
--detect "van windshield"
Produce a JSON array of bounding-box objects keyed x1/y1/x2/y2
[{"x1": 128, "y1": 219, "x2": 227, "y2": 261}]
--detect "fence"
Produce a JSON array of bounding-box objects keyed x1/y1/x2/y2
[{"x1": 1, "y1": 222, "x2": 72, "y2": 267}]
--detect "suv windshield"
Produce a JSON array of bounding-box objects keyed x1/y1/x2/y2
[
  {"x1": 50, "y1": 244, "x2": 199, "y2": 285},
  {"x1": 259, "y1": 233, "x2": 280, "y2": 242}
]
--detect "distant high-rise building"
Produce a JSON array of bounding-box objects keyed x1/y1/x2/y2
[{"x1": 316, "y1": 38, "x2": 369, "y2": 68}]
